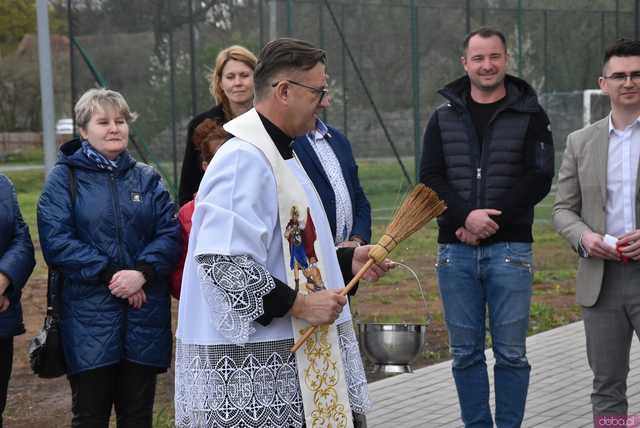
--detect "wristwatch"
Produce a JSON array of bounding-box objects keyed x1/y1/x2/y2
[
  {"x1": 351, "y1": 236, "x2": 364, "y2": 247},
  {"x1": 577, "y1": 235, "x2": 589, "y2": 258}
]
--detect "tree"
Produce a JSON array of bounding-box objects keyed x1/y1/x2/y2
[{"x1": 0, "y1": 0, "x2": 65, "y2": 57}]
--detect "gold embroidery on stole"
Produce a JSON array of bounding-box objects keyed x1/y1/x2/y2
[{"x1": 224, "y1": 109, "x2": 353, "y2": 428}]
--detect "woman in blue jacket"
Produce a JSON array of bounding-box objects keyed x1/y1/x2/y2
[
  {"x1": 37, "y1": 88, "x2": 179, "y2": 428},
  {"x1": 0, "y1": 174, "x2": 35, "y2": 428}
]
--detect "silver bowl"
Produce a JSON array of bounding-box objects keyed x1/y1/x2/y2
[{"x1": 357, "y1": 322, "x2": 427, "y2": 374}]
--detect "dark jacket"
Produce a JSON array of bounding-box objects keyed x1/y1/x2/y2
[
  {"x1": 292, "y1": 126, "x2": 372, "y2": 244},
  {"x1": 420, "y1": 75, "x2": 554, "y2": 244},
  {"x1": 37, "y1": 139, "x2": 180, "y2": 375},
  {"x1": 0, "y1": 174, "x2": 35, "y2": 337},
  {"x1": 178, "y1": 104, "x2": 226, "y2": 206}
]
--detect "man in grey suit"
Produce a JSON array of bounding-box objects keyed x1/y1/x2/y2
[{"x1": 553, "y1": 39, "x2": 640, "y2": 425}]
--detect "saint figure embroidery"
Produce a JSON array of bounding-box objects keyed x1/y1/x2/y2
[{"x1": 284, "y1": 206, "x2": 325, "y2": 293}]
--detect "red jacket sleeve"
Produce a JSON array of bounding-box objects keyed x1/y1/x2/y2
[{"x1": 170, "y1": 200, "x2": 195, "y2": 299}]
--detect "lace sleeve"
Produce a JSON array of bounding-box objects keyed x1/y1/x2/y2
[{"x1": 196, "y1": 254, "x2": 276, "y2": 344}]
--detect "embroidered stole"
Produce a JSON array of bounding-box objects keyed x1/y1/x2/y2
[{"x1": 225, "y1": 109, "x2": 353, "y2": 428}]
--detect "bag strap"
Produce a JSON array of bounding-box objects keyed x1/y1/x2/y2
[
  {"x1": 46, "y1": 165, "x2": 76, "y2": 313},
  {"x1": 68, "y1": 165, "x2": 77, "y2": 203}
]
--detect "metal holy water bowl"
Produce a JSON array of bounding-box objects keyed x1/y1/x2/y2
[{"x1": 357, "y1": 322, "x2": 427, "y2": 374}]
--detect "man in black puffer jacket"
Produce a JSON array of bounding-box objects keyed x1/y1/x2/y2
[{"x1": 420, "y1": 27, "x2": 554, "y2": 428}]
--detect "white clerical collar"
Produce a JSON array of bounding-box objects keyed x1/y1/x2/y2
[{"x1": 608, "y1": 113, "x2": 640, "y2": 136}]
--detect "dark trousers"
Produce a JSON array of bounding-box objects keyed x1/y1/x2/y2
[
  {"x1": 584, "y1": 261, "x2": 640, "y2": 427},
  {"x1": 0, "y1": 337, "x2": 13, "y2": 428},
  {"x1": 68, "y1": 360, "x2": 157, "y2": 428}
]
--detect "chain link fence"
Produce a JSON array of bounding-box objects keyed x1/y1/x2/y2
[{"x1": 55, "y1": 0, "x2": 637, "y2": 197}]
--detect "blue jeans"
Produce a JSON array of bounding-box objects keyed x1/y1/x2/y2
[{"x1": 437, "y1": 242, "x2": 533, "y2": 428}]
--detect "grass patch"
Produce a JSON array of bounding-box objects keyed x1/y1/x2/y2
[
  {"x1": 358, "y1": 158, "x2": 414, "y2": 224},
  {"x1": 153, "y1": 405, "x2": 174, "y2": 428},
  {"x1": 529, "y1": 301, "x2": 581, "y2": 335},
  {"x1": 1, "y1": 169, "x2": 43, "y2": 227},
  {"x1": 0, "y1": 147, "x2": 44, "y2": 164},
  {"x1": 533, "y1": 269, "x2": 575, "y2": 284},
  {"x1": 2, "y1": 158, "x2": 582, "y2": 408},
  {"x1": 3, "y1": 162, "x2": 580, "y2": 330},
  {"x1": 4, "y1": 169, "x2": 44, "y2": 193}
]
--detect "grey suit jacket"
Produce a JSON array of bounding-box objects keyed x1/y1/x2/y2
[{"x1": 553, "y1": 116, "x2": 640, "y2": 307}]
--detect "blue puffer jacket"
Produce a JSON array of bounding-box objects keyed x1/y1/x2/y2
[
  {"x1": 37, "y1": 140, "x2": 180, "y2": 375},
  {"x1": 0, "y1": 174, "x2": 35, "y2": 338}
]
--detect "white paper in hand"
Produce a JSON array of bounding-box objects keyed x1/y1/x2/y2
[{"x1": 603, "y1": 234, "x2": 618, "y2": 249}]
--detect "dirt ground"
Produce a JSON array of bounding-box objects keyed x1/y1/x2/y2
[
  {"x1": 5, "y1": 276, "x2": 70, "y2": 428},
  {"x1": 3, "y1": 256, "x2": 579, "y2": 427},
  {"x1": 3, "y1": 276, "x2": 178, "y2": 428}
]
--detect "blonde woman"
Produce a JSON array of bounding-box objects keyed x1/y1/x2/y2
[{"x1": 178, "y1": 45, "x2": 257, "y2": 205}]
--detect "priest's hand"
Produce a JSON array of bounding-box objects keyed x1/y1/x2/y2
[
  {"x1": 353, "y1": 245, "x2": 395, "y2": 281},
  {"x1": 290, "y1": 290, "x2": 347, "y2": 326}
]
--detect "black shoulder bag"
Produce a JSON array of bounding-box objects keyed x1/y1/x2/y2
[{"x1": 28, "y1": 166, "x2": 76, "y2": 378}]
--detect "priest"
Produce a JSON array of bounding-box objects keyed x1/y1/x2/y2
[{"x1": 175, "y1": 38, "x2": 392, "y2": 428}]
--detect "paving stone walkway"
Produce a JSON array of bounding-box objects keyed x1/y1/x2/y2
[{"x1": 367, "y1": 321, "x2": 640, "y2": 427}]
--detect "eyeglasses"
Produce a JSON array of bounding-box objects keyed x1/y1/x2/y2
[
  {"x1": 271, "y1": 79, "x2": 329, "y2": 104},
  {"x1": 603, "y1": 72, "x2": 640, "y2": 83}
]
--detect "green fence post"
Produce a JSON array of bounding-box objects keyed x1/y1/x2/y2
[
  {"x1": 517, "y1": 0, "x2": 523, "y2": 77},
  {"x1": 67, "y1": 0, "x2": 77, "y2": 132},
  {"x1": 287, "y1": 0, "x2": 293, "y2": 36},
  {"x1": 633, "y1": 0, "x2": 640, "y2": 40},
  {"x1": 259, "y1": 0, "x2": 265, "y2": 46},
  {"x1": 189, "y1": 0, "x2": 197, "y2": 118},
  {"x1": 410, "y1": 0, "x2": 421, "y2": 183},
  {"x1": 320, "y1": 0, "x2": 327, "y2": 123},
  {"x1": 616, "y1": 0, "x2": 620, "y2": 39},
  {"x1": 466, "y1": 0, "x2": 471, "y2": 34},
  {"x1": 167, "y1": 2, "x2": 178, "y2": 197},
  {"x1": 341, "y1": 3, "x2": 347, "y2": 138},
  {"x1": 543, "y1": 10, "x2": 548, "y2": 92}
]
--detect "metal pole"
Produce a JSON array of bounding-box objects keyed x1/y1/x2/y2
[
  {"x1": 543, "y1": 10, "x2": 548, "y2": 92},
  {"x1": 616, "y1": 0, "x2": 620, "y2": 39},
  {"x1": 319, "y1": 0, "x2": 327, "y2": 123},
  {"x1": 287, "y1": 0, "x2": 293, "y2": 36},
  {"x1": 636, "y1": 0, "x2": 640, "y2": 40},
  {"x1": 410, "y1": 0, "x2": 421, "y2": 182},
  {"x1": 466, "y1": 0, "x2": 471, "y2": 34},
  {"x1": 601, "y1": 12, "x2": 606, "y2": 58},
  {"x1": 517, "y1": 0, "x2": 523, "y2": 77},
  {"x1": 168, "y1": 10, "x2": 178, "y2": 195},
  {"x1": 341, "y1": 4, "x2": 347, "y2": 137},
  {"x1": 67, "y1": 0, "x2": 76, "y2": 134},
  {"x1": 189, "y1": 0, "x2": 197, "y2": 117},
  {"x1": 319, "y1": 0, "x2": 325, "y2": 48},
  {"x1": 323, "y1": 0, "x2": 413, "y2": 186},
  {"x1": 37, "y1": 0, "x2": 57, "y2": 175},
  {"x1": 269, "y1": 0, "x2": 277, "y2": 41},
  {"x1": 259, "y1": 0, "x2": 264, "y2": 46}
]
